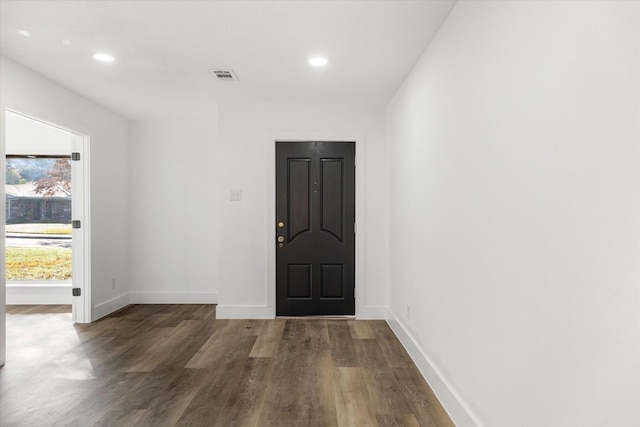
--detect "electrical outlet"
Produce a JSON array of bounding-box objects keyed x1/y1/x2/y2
[
  {"x1": 111, "y1": 279, "x2": 116, "y2": 289},
  {"x1": 230, "y1": 189, "x2": 242, "y2": 201}
]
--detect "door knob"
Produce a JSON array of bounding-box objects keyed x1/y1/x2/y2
[
  {"x1": 278, "y1": 221, "x2": 285, "y2": 228},
  {"x1": 277, "y1": 236, "x2": 285, "y2": 243}
]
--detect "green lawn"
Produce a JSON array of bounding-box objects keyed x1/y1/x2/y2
[{"x1": 5, "y1": 247, "x2": 72, "y2": 280}]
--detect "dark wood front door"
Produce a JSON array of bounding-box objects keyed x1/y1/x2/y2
[{"x1": 276, "y1": 141, "x2": 355, "y2": 316}]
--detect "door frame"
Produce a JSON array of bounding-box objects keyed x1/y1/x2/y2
[
  {"x1": 1, "y1": 109, "x2": 91, "y2": 323},
  {"x1": 266, "y1": 132, "x2": 368, "y2": 319},
  {"x1": 70, "y1": 132, "x2": 91, "y2": 324}
]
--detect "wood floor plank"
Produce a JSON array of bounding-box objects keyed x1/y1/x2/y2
[
  {"x1": 260, "y1": 320, "x2": 309, "y2": 425},
  {"x1": 2, "y1": 305, "x2": 454, "y2": 427},
  {"x1": 188, "y1": 304, "x2": 216, "y2": 320},
  {"x1": 348, "y1": 319, "x2": 375, "y2": 339},
  {"x1": 328, "y1": 320, "x2": 360, "y2": 367},
  {"x1": 249, "y1": 318, "x2": 285, "y2": 357},
  {"x1": 120, "y1": 327, "x2": 179, "y2": 372},
  {"x1": 53, "y1": 372, "x2": 148, "y2": 426},
  {"x1": 155, "y1": 333, "x2": 211, "y2": 371},
  {"x1": 175, "y1": 337, "x2": 257, "y2": 426},
  {"x1": 92, "y1": 408, "x2": 147, "y2": 426},
  {"x1": 333, "y1": 366, "x2": 378, "y2": 427},
  {"x1": 133, "y1": 368, "x2": 208, "y2": 427},
  {"x1": 305, "y1": 319, "x2": 331, "y2": 353},
  {"x1": 370, "y1": 320, "x2": 415, "y2": 368},
  {"x1": 393, "y1": 367, "x2": 456, "y2": 427},
  {"x1": 183, "y1": 319, "x2": 235, "y2": 368},
  {"x1": 0, "y1": 375, "x2": 93, "y2": 426},
  {"x1": 301, "y1": 348, "x2": 339, "y2": 427},
  {"x1": 363, "y1": 367, "x2": 414, "y2": 416},
  {"x1": 354, "y1": 338, "x2": 391, "y2": 369},
  {"x1": 241, "y1": 319, "x2": 266, "y2": 336},
  {"x1": 215, "y1": 357, "x2": 275, "y2": 427},
  {"x1": 377, "y1": 413, "x2": 422, "y2": 427}
]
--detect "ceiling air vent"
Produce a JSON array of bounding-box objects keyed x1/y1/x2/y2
[{"x1": 211, "y1": 69, "x2": 238, "y2": 81}]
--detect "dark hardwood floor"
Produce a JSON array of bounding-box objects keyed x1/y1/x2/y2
[{"x1": 1, "y1": 305, "x2": 454, "y2": 427}]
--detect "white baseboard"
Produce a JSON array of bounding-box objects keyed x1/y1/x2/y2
[
  {"x1": 216, "y1": 304, "x2": 275, "y2": 319},
  {"x1": 356, "y1": 305, "x2": 387, "y2": 319},
  {"x1": 92, "y1": 292, "x2": 130, "y2": 321},
  {"x1": 386, "y1": 309, "x2": 483, "y2": 427},
  {"x1": 129, "y1": 291, "x2": 218, "y2": 304},
  {"x1": 6, "y1": 284, "x2": 72, "y2": 305}
]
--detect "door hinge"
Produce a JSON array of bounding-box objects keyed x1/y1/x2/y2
[
  {"x1": 71, "y1": 152, "x2": 81, "y2": 161},
  {"x1": 354, "y1": 222, "x2": 357, "y2": 234},
  {"x1": 354, "y1": 155, "x2": 357, "y2": 167},
  {"x1": 72, "y1": 288, "x2": 81, "y2": 297},
  {"x1": 72, "y1": 220, "x2": 81, "y2": 229}
]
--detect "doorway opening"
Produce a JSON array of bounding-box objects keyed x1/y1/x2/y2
[{"x1": 3, "y1": 110, "x2": 89, "y2": 324}]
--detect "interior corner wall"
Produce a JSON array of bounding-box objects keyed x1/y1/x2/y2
[
  {"x1": 386, "y1": 1, "x2": 640, "y2": 426},
  {"x1": 0, "y1": 56, "x2": 131, "y2": 321},
  {"x1": 215, "y1": 102, "x2": 388, "y2": 319},
  {"x1": 128, "y1": 117, "x2": 219, "y2": 304}
]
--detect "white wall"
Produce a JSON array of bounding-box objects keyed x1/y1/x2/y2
[
  {"x1": 386, "y1": 1, "x2": 640, "y2": 426},
  {"x1": 128, "y1": 117, "x2": 219, "y2": 303},
  {"x1": 5, "y1": 110, "x2": 74, "y2": 154},
  {"x1": 0, "y1": 56, "x2": 130, "y2": 323},
  {"x1": 127, "y1": 102, "x2": 388, "y2": 318},
  {"x1": 215, "y1": 102, "x2": 388, "y2": 319}
]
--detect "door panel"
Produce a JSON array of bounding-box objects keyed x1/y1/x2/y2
[
  {"x1": 287, "y1": 159, "x2": 311, "y2": 241},
  {"x1": 288, "y1": 264, "x2": 312, "y2": 299},
  {"x1": 320, "y1": 264, "x2": 344, "y2": 298},
  {"x1": 321, "y1": 159, "x2": 344, "y2": 241},
  {"x1": 276, "y1": 141, "x2": 355, "y2": 316}
]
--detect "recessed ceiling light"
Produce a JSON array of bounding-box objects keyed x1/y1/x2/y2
[
  {"x1": 17, "y1": 29, "x2": 30, "y2": 37},
  {"x1": 309, "y1": 57, "x2": 328, "y2": 67},
  {"x1": 93, "y1": 53, "x2": 115, "y2": 63}
]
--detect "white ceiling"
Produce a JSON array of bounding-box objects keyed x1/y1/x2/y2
[{"x1": 0, "y1": 0, "x2": 456, "y2": 120}]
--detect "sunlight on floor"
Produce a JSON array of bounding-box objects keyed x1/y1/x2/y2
[{"x1": 6, "y1": 308, "x2": 96, "y2": 380}]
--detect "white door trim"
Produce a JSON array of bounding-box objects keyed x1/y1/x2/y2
[
  {"x1": 272, "y1": 133, "x2": 366, "y2": 318},
  {"x1": 71, "y1": 133, "x2": 91, "y2": 323}
]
